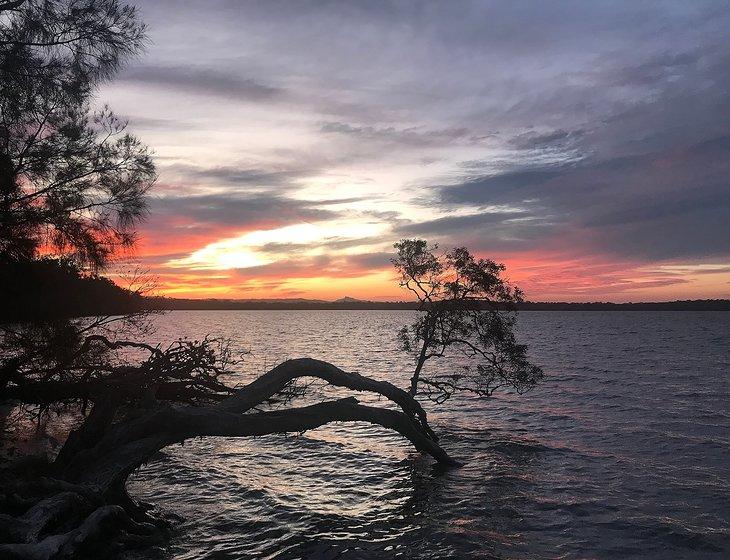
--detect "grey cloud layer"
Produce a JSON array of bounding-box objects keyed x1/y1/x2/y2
[
  {"x1": 126, "y1": 0, "x2": 729, "y2": 267},
  {"x1": 119, "y1": 65, "x2": 282, "y2": 101},
  {"x1": 149, "y1": 192, "x2": 338, "y2": 227}
]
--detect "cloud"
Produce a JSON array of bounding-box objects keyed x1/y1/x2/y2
[
  {"x1": 422, "y1": 37, "x2": 730, "y2": 263},
  {"x1": 155, "y1": 162, "x2": 323, "y2": 194},
  {"x1": 116, "y1": 0, "x2": 730, "y2": 300},
  {"x1": 119, "y1": 64, "x2": 283, "y2": 101},
  {"x1": 225, "y1": 250, "x2": 395, "y2": 280},
  {"x1": 433, "y1": 135, "x2": 730, "y2": 260},
  {"x1": 185, "y1": 166, "x2": 311, "y2": 188},
  {"x1": 122, "y1": 116, "x2": 200, "y2": 131},
  {"x1": 439, "y1": 169, "x2": 567, "y2": 205},
  {"x1": 149, "y1": 193, "x2": 339, "y2": 227},
  {"x1": 508, "y1": 129, "x2": 584, "y2": 151},
  {"x1": 344, "y1": 251, "x2": 393, "y2": 271},
  {"x1": 320, "y1": 121, "x2": 475, "y2": 147},
  {"x1": 395, "y1": 211, "x2": 529, "y2": 236}
]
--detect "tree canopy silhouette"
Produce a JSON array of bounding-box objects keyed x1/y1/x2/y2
[
  {"x1": 393, "y1": 239, "x2": 543, "y2": 402},
  {"x1": 0, "y1": 0, "x2": 154, "y2": 269},
  {"x1": 0, "y1": 258, "x2": 149, "y2": 321}
]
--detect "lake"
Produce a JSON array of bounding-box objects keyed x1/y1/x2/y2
[{"x1": 127, "y1": 310, "x2": 730, "y2": 559}]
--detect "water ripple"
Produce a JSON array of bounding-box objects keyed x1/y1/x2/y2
[{"x1": 125, "y1": 311, "x2": 730, "y2": 559}]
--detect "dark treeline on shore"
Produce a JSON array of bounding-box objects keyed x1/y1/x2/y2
[
  {"x1": 148, "y1": 297, "x2": 730, "y2": 312},
  {"x1": 3, "y1": 260, "x2": 726, "y2": 324},
  {"x1": 0, "y1": 259, "x2": 148, "y2": 322}
]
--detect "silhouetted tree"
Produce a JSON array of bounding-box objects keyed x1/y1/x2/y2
[
  {"x1": 0, "y1": 0, "x2": 154, "y2": 268},
  {"x1": 393, "y1": 239, "x2": 543, "y2": 402}
]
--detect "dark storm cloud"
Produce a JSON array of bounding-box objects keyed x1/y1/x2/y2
[
  {"x1": 433, "y1": 135, "x2": 730, "y2": 260},
  {"x1": 119, "y1": 64, "x2": 282, "y2": 101},
  {"x1": 395, "y1": 211, "x2": 529, "y2": 236}
]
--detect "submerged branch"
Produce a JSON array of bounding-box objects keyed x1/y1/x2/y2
[
  {"x1": 57, "y1": 357, "x2": 459, "y2": 491},
  {"x1": 2, "y1": 354, "x2": 459, "y2": 559},
  {"x1": 221, "y1": 357, "x2": 440, "y2": 441}
]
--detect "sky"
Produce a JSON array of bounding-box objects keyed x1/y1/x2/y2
[{"x1": 101, "y1": 0, "x2": 730, "y2": 302}]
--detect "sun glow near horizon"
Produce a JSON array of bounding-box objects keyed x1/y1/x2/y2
[{"x1": 166, "y1": 221, "x2": 390, "y2": 271}]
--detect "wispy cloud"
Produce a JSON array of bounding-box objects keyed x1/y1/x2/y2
[{"x1": 119, "y1": 64, "x2": 283, "y2": 101}]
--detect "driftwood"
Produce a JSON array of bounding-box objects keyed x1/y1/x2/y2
[{"x1": 1, "y1": 357, "x2": 459, "y2": 559}]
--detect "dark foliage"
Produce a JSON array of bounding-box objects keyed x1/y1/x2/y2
[
  {"x1": 0, "y1": 0, "x2": 154, "y2": 269},
  {"x1": 393, "y1": 239, "x2": 544, "y2": 401},
  {"x1": 0, "y1": 258, "x2": 148, "y2": 321}
]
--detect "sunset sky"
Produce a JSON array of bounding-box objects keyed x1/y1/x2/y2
[{"x1": 101, "y1": 1, "x2": 730, "y2": 302}]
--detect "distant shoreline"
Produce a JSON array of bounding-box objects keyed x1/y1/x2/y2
[{"x1": 148, "y1": 298, "x2": 730, "y2": 312}]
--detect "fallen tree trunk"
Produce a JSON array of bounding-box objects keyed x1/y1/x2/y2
[
  {"x1": 61, "y1": 396, "x2": 459, "y2": 491},
  {"x1": 1, "y1": 357, "x2": 459, "y2": 559},
  {"x1": 220, "y1": 358, "x2": 440, "y2": 440}
]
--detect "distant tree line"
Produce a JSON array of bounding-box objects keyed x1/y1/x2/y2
[
  {"x1": 147, "y1": 297, "x2": 730, "y2": 312},
  {"x1": 0, "y1": 259, "x2": 148, "y2": 322}
]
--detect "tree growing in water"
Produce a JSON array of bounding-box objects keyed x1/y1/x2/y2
[
  {"x1": 393, "y1": 239, "x2": 543, "y2": 402},
  {"x1": 0, "y1": 2, "x2": 542, "y2": 558}
]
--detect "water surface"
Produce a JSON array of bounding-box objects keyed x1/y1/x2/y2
[{"x1": 128, "y1": 310, "x2": 730, "y2": 559}]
